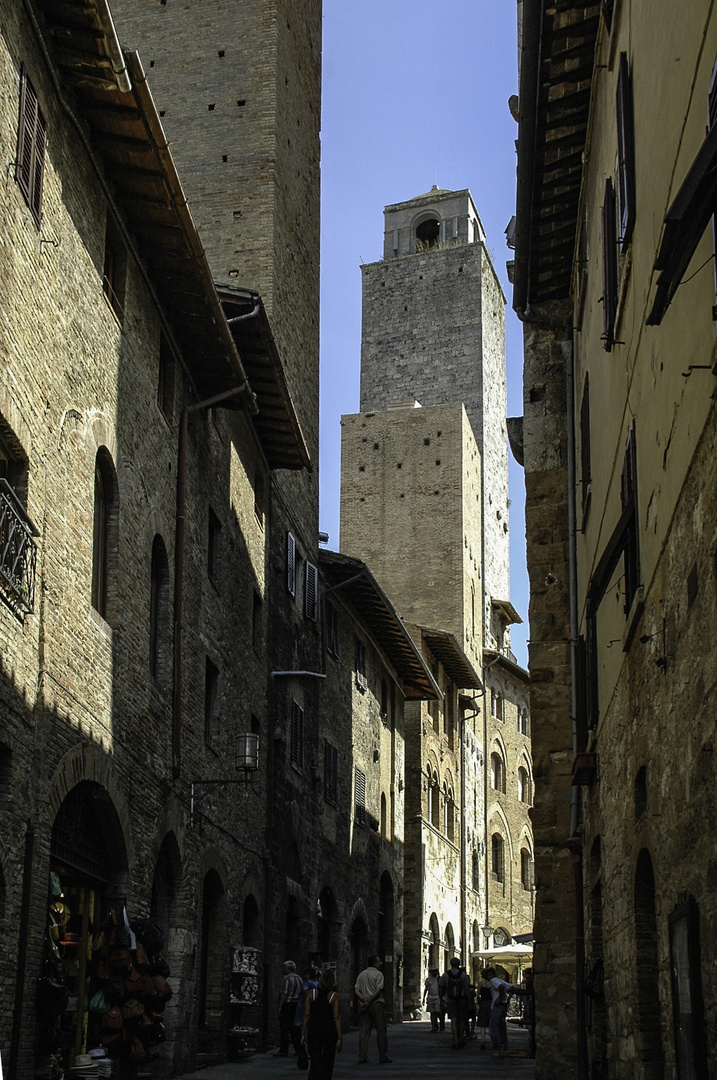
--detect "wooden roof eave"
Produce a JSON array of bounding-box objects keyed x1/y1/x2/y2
[
  {"x1": 513, "y1": 2, "x2": 601, "y2": 318},
  {"x1": 320, "y1": 551, "x2": 440, "y2": 701},
  {"x1": 216, "y1": 286, "x2": 312, "y2": 472}
]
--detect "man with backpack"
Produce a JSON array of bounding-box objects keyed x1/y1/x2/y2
[{"x1": 438, "y1": 958, "x2": 470, "y2": 1048}]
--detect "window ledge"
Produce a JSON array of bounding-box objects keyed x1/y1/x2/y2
[{"x1": 90, "y1": 606, "x2": 113, "y2": 639}]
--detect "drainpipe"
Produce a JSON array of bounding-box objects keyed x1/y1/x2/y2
[
  {"x1": 459, "y1": 707, "x2": 467, "y2": 970},
  {"x1": 566, "y1": 340, "x2": 589, "y2": 1078},
  {"x1": 94, "y1": 0, "x2": 131, "y2": 92},
  {"x1": 172, "y1": 385, "x2": 247, "y2": 779}
]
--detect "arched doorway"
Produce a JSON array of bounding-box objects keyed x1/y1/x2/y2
[
  {"x1": 444, "y1": 922, "x2": 455, "y2": 972},
  {"x1": 634, "y1": 850, "x2": 664, "y2": 1080},
  {"x1": 242, "y1": 894, "x2": 260, "y2": 948},
  {"x1": 41, "y1": 782, "x2": 128, "y2": 1074},
  {"x1": 199, "y1": 869, "x2": 226, "y2": 1032},
  {"x1": 378, "y1": 873, "x2": 395, "y2": 1015},
  {"x1": 428, "y1": 913, "x2": 440, "y2": 971}
]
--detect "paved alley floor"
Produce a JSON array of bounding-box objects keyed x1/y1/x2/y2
[{"x1": 172, "y1": 1020, "x2": 535, "y2": 1080}]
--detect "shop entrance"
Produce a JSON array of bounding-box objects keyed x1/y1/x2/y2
[{"x1": 39, "y1": 781, "x2": 128, "y2": 1076}]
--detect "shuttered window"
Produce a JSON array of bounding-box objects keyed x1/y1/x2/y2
[
  {"x1": 355, "y1": 637, "x2": 367, "y2": 690},
  {"x1": 621, "y1": 423, "x2": 640, "y2": 612},
  {"x1": 601, "y1": 178, "x2": 618, "y2": 351},
  {"x1": 287, "y1": 532, "x2": 296, "y2": 596},
  {"x1": 580, "y1": 374, "x2": 592, "y2": 511},
  {"x1": 290, "y1": 699, "x2": 304, "y2": 772},
  {"x1": 616, "y1": 53, "x2": 636, "y2": 250},
  {"x1": 16, "y1": 65, "x2": 46, "y2": 227},
  {"x1": 325, "y1": 602, "x2": 340, "y2": 658},
  {"x1": 324, "y1": 741, "x2": 338, "y2": 805},
  {"x1": 354, "y1": 767, "x2": 366, "y2": 826},
  {"x1": 304, "y1": 561, "x2": 318, "y2": 620},
  {"x1": 601, "y1": 0, "x2": 614, "y2": 31}
]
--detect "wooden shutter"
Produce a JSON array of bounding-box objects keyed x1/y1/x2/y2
[
  {"x1": 16, "y1": 66, "x2": 46, "y2": 227},
  {"x1": 290, "y1": 699, "x2": 304, "y2": 771},
  {"x1": 602, "y1": 178, "x2": 618, "y2": 350},
  {"x1": 324, "y1": 741, "x2": 338, "y2": 805},
  {"x1": 601, "y1": 0, "x2": 614, "y2": 31},
  {"x1": 304, "y1": 561, "x2": 317, "y2": 620},
  {"x1": 325, "y1": 602, "x2": 339, "y2": 657},
  {"x1": 287, "y1": 532, "x2": 296, "y2": 596},
  {"x1": 354, "y1": 767, "x2": 366, "y2": 825},
  {"x1": 580, "y1": 374, "x2": 592, "y2": 510},
  {"x1": 616, "y1": 53, "x2": 636, "y2": 250},
  {"x1": 621, "y1": 423, "x2": 640, "y2": 611}
]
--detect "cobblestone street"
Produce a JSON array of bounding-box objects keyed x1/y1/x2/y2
[{"x1": 172, "y1": 1020, "x2": 535, "y2": 1080}]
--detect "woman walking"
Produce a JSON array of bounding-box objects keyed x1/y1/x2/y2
[{"x1": 301, "y1": 968, "x2": 342, "y2": 1080}]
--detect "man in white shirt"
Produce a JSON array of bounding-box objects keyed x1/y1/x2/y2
[
  {"x1": 484, "y1": 965, "x2": 517, "y2": 1056},
  {"x1": 355, "y1": 955, "x2": 392, "y2": 1064}
]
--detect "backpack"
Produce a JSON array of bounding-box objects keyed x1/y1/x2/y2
[{"x1": 445, "y1": 970, "x2": 465, "y2": 1001}]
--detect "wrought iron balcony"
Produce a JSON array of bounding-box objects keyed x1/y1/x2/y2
[{"x1": 0, "y1": 479, "x2": 39, "y2": 615}]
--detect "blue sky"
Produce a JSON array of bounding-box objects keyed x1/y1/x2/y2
[{"x1": 318, "y1": 1, "x2": 528, "y2": 667}]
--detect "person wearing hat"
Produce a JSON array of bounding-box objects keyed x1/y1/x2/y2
[{"x1": 276, "y1": 960, "x2": 303, "y2": 1057}]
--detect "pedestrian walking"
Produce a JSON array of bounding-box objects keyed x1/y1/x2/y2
[
  {"x1": 422, "y1": 967, "x2": 442, "y2": 1032},
  {"x1": 439, "y1": 958, "x2": 470, "y2": 1048},
  {"x1": 276, "y1": 960, "x2": 303, "y2": 1057},
  {"x1": 302, "y1": 968, "x2": 342, "y2": 1080},
  {"x1": 294, "y1": 966, "x2": 320, "y2": 1046},
  {"x1": 355, "y1": 955, "x2": 392, "y2": 1064}
]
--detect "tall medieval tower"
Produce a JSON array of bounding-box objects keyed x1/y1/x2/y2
[
  {"x1": 111, "y1": 0, "x2": 321, "y2": 539},
  {"x1": 341, "y1": 187, "x2": 533, "y2": 999}
]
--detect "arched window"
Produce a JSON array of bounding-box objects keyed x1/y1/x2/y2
[
  {"x1": 491, "y1": 752, "x2": 506, "y2": 794},
  {"x1": 431, "y1": 772, "x2": 441, "y2": 829},
  {"x1": 521, "y1": 849, "x2": 533, "y2": 890},
  {"x1": 149, "y1": 535, "x2": 170, "y2": 685},
  {"x1": 491, "y1": 834, "x2": 505, "y2": 882},
  {"x1": 518, "y1": 766, "x2": 531, "y2": 804},
  {"x1": 92, "y1": 448, "x2": 118, "y2": 622},
  {"x1": 491, "y1": 689, "x2": 504, "y2": 721},
  {"x1": 444, "y1": 785, "x2": 454, "y2": 841},
  {"x1": 416, "y1": 217, "x2": 440, "y2": 250},
  {"x1": 380, "y1": 792, "x2": 387, "y2": 837},
  {"x1": 472, "y1": 850, "x2": 480, "y2": 891}
]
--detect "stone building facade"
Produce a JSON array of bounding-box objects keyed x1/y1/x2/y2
[
  {"x1": 341, "y1": 189, "x2": 532, "y2": 1010},
  {"x1": 513, "y1": 2, "x2": 717, "y2": 1078}
]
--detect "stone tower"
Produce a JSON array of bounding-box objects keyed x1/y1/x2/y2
[
  {"x1": 354, "y1": 185, "x2": 511, "y2": 654},
  {"x1": 341, "y1": 188, "x2": 533, "y2": 993},
  {"x1": 110, "y1": 0, "x2": 322, "y2": 534}
]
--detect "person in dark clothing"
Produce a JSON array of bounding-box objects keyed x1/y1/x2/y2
[
  {"x1": 301, "y1": 968, "x2": 342, "y2": 1080},
  {"x1": 476, "y1": 970, "x2": 493, "y2": 1049},
  {"x1": 439, "y1": 958, "x2": 470, "y2": 1048}
]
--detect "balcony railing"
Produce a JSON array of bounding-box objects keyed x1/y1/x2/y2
[{"x1": 0, "y1": 479, "x2": 39, "y2": 615}]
